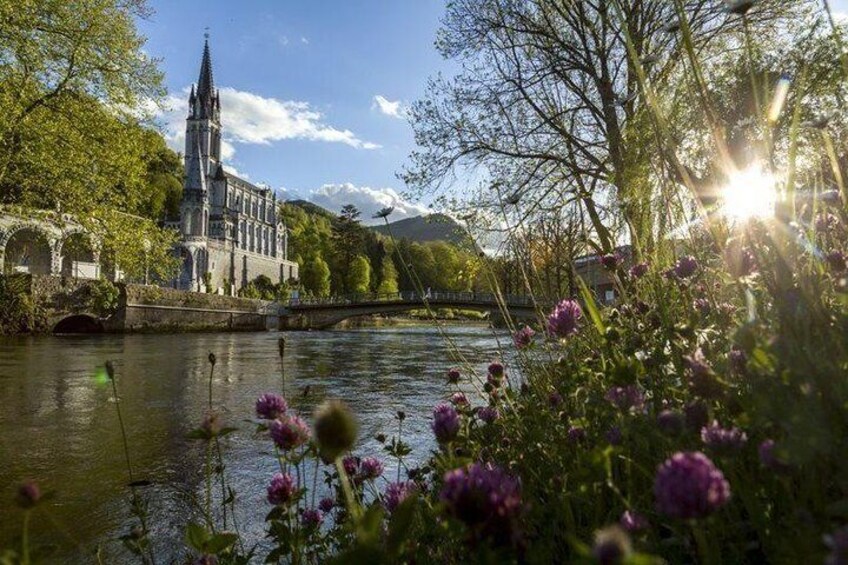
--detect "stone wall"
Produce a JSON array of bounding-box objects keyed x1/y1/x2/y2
[
  {"x1": 205, "y1": 240, "x2": 299, "y2": 294},
  {"x1": 17, "y1": 275, "x2": 277, "y2": 333},
  {"x1": 120, "y1": 283, "x2": 275, "y2": 332}
]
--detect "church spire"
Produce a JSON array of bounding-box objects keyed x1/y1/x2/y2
[
  {"x1": 191, "y1": 34, "x2": 217, "y2": 119},
  {"x1": 197, "y1": 37, "x2": 214, "y2": 102}
]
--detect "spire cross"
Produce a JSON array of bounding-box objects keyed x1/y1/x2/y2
[{"x1": 204, "y1": 27, "x2": 210, "y2": 40}]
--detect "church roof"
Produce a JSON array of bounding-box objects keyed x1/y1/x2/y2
[{"x1": 224, "y1": 170, "x2": 272, "y2": 196}]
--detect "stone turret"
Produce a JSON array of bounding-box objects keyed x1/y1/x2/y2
[{"x1": 180, "y1": 138, "x2": 209, "y2": 238}]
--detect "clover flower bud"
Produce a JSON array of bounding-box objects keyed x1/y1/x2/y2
[
  {"x1": 654, "y1": 452, "x2": 730, "y2": 519},
  {"x1": 432, "y1": 404, "x2": 461, "y2": 443},
  {"x1": 267, "y1": 472, "x2": 296, "y2": 505},
  {"x1": 314, "y1": 401, "x2": 358, "y2": 463}
]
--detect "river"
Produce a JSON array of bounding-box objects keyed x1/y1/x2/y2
[{"x1": 0, "y1": 325, "x2": 510, "y2": 563}]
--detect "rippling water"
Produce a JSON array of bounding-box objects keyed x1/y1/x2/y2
[{"x1": 0, "y1": 325, "x2": 508, "y2": 562}]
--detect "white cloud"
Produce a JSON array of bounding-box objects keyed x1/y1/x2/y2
[
  {"x1": 218, "y1": 87, "x2": 380, "y2": 149},
  {"x1": 222, "y1": 164, "x2": 249, "y2": 179},
  {"x1": 150, "y1": 86, "x2": 381, "y2": 160},
  {"x1": 293, "y1": 182, "x2": 430, "y2": 225},
  {"x1": 300, "y1": 36, "x2": 309, "y2": 45},
  {"x1": 372, "y1": 95, "x2": 406, "y2": 119}
]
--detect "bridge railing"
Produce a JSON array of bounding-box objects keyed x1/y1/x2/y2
[{"x1": 288, "y1": 291, "x2": 534, "y2": 308}]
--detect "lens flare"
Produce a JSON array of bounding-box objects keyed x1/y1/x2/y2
[
  {"x1": 92, "y1": 366, "x2": 110, "y2": 386},
  {"x1": 722, "y1": 166, "x2": 777, "y2": 221}
]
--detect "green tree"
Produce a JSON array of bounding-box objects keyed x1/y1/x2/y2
[
  {"x1": 403, "y1": 0, "x2": 805, "y2": 253},
  {"x1": 301, "y1": 255, "x2": 331, "y2": 297},
  {"x1": 252, "y1": 275, "x2": 275, "y2": 300},
  {"x1": 376, "y1": 256, "x2": 399, "y2": 295},
  {"x1": 279, "y1": 203, "x2": 334, "y2": 262},
  {"x1": 97, "y1": 209, "x2": 181, "y2": 283},
  {"x1": 402, "y1": 242, "x2": 437, "y2": 290},
  {"x1": 331, "y1": 205, "x2": 363, "y2": 294},
  {"x1": 0, "y1": 0, "x2": 181, "y2": 275},
  {"x1": 429, "y1": 241, "x2": 462, "y2": 290},
  {"x1": 348, "y1": 255, "x2": 371, "y2": 295},
  {"x1": 137, "y1": 129, "x2": 184, "y2": 221}
]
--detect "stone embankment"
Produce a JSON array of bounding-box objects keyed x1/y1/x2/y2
[{"x1": 15, "y1": 275, "x2": 275, "y2": 333}]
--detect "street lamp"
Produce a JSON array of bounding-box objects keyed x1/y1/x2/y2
[{"x1": 142, "y1": 238, "x2": 151, "y2": 285}]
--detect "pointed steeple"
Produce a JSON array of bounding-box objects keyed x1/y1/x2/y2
[{"x1": 197, "y1": 38, "x2": 214, "y2": 99}]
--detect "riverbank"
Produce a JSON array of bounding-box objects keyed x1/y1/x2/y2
[
  {"x1": 0, "y1": 274, "x2": 274, "y2": 335},
  {"x1": 336, "y1": 310, "x2": 490, "y2": 329}
]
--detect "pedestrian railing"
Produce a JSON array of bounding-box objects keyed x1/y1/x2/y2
[{"x1": 288, "y1": 291, "x2": 534, "y2": 308}]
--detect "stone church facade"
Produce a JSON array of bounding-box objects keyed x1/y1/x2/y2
[{"x1": 169, "y1": 39, "x2": 298, "y2": 293}]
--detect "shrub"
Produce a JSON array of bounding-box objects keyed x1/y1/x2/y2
[
  {"x1": 85, "y1": 279, "x2": 120, "y2": 316},
  {"x1": 0, "y1": 275, "x2": 44, "y2": 334}
]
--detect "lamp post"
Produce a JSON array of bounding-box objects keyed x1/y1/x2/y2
[{"x1": 142, "y1": 238, "x2": 151, "y2": 285}]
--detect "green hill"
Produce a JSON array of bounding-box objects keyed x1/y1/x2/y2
[
  {"x1": 285, "y1": 199, "x2": 336, "y2": 220},
  {"x1": 370, "y1": 213, "x2": 465, "y2": 245}
]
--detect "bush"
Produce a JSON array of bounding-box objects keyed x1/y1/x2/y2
[
  {"x1": 0, "y1": 275, "x2": 44, "y2": 334},
  {"x1": 85, "y1": 279, "x2": 120, "y2": 316}
]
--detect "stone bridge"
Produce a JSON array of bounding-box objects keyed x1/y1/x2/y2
[{"x1": 278, "y1": 291, "x2": 538, "y2": 330}]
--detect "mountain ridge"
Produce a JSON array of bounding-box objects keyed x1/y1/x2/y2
[
  {"x1": 283, "y1": 200, "x2": 465, "y2": 245},
  {"x1": 370, "y1": 213, "x2": 465, "y2": 245}
]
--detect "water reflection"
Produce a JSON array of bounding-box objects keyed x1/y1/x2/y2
[{"x1": 0, "y1": 325, "x2": 507, "y2": 562}]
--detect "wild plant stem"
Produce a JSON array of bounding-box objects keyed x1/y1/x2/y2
[
  {"x1": 335, "y1": 458, "x2": 360, "y2": 521},
  {"x1": 214, "y1": 437, "x2": 227, "y2": 529},
  {"x1": 278, "y1": 337, "x2": 286, "y2": 398},
  {"x1": 311, "y1": 457, "x2": 319, "y2": 508},
  {"x1": 692, "y1": 524, "x2": 715, "y2": 565},
  {"x1": 396, "y1": 419, "x2": 403, "y2": 483},
  {"x1": 205, "y1": 442, "x2": 213, "y2": 531},
  {"x1": 207, "y1": 358, "x2": 215, "y2": 411},
  {"x1": 21, "y1": 510, "x2": 30, "y2": 565},
  {"x1": 109, "y1": 367, "x2": 154, "y2": 564},
  {"x1": 110, "y1": 375, "x2": 134, "y2": 484}
]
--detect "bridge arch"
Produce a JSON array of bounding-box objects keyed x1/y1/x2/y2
[{"x1": 53, "y1": 314, "x2": 105, "y2": 334}]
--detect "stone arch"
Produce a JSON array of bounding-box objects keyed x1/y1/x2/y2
[
  {"x1": 53, "y1": 314, "x2": 104, "y2": 334},
  {"x1": 58, "y1": 231, "x2": 97, "y2": 278},
  {"x1": 2, "y1": 224, "x2": 54, "y2": 275}
]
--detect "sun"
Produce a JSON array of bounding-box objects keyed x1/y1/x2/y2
[{"x1": 721, "y1": 165, "x2": 778, "y2": 221}]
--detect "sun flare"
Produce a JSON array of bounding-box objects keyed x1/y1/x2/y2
[{"x1": 722, "y1": 166, "x2": 777, "y2": 221}]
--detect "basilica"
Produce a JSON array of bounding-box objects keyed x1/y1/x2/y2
[{"x1": 169, "y1": 38, "x2": 298, "y2": 293}]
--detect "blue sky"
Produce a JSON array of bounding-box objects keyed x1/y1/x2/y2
[
  {"x1": 138, "y1": 0, "x2": 452, "y2": 223},
  {"x1": 138, "y1": 1, "x2": 848, "y2": 224}
]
